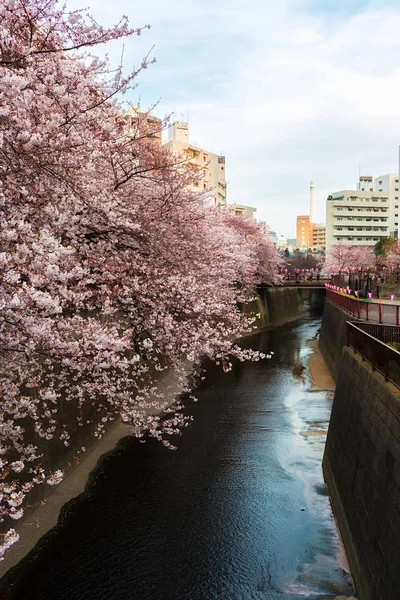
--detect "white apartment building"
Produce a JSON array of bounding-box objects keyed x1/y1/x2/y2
[
  {"x1": 326, "y1": 190, "x2": 391, "y2": 250},
  {"x1": 374, "y1": 174, "x2": 399, "y2": 238},
  {"x1": 163, "y1": 121, "x2": 227, "y2": 206},
  {"x1": 356, "y1": 173, "x2": 399, "y2": 237}
]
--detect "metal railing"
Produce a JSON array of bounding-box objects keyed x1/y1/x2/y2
[
  {"x1": 347, "y1": 321, "x2": 400, "y2": 389},
  {"x1": 351, "y1": 321, "x2": 400, "y2": 344},
  {"x1": 283, "y1": 280, "x2": 328, "y2": 287},
  {"x1": 326, "y1": 289, "x2": 400, "y2": 325}
]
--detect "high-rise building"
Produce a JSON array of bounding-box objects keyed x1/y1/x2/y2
[
  {"x1": 163, "y1": 121, "x2": 227, "y2": 206},
  {"x1": 311, "y1": 224, "x2": 326, "y2": 249},
  {"x1": 295, "y1": 218, "x2": 326, "y2": 250},
  {"x1": 326, "y1": 189, "x2": 391, "y2": 250},
  {"x1": 374, "y1": 174, "x2": 399, "y2": 238},
  {"x1": 326, "y1": 173, "x2": 399, "y2": 250},
  {"x1": 296, "y1": 181, "x2": 326, "y2": 251}
]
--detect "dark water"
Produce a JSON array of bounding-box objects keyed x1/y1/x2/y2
[{"x1": 0, "y1": 315, "x2": 355, "y2": 600}]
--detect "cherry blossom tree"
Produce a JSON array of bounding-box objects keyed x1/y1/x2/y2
[
  {"x1": 324, "y1": 243, "x2": 375, "y2": 273},
  {"x1": 385, "y1": 243, "x2": 400, "y2": 270},
  {"x1": 0, "y1": 0, "x2": 281, "y2": 554}
]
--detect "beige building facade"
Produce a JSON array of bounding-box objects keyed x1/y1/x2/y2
[
  {"x1": 124, "y1": 107, "x2": 162, "y2": 145},
  {"x1": 296, "y1": 215, "x2": 311, "y2": 247},
  {"x1": 163, "y1": 121, "x2": 227, "y2": 206},
  {"x1": 296, "y1": 216, "x2": 326, "y2": 250},
  {"x1": 227, "y1": 204, "x2": 256, "y2": 219},
  {"x1": 311, "y1": 224, "x2": 326, "y2": 249}
]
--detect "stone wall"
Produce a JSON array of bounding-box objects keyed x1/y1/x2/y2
[
  {"x1": 243, "y1": 286, "x2": 305, "y2": 329},
  {"x1": 323, "y1": 347, "x2": 400, "y2": 600},
  {"x1": 319, "y1": 299, "x2": 351, "y2": 381}
]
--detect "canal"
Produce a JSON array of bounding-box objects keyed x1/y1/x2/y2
[{"x1": 0, "y1": 314, "x2": 355, "y2": 599}]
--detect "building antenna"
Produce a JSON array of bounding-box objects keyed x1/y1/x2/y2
[{"x1": 359, "y1": 162, "x2": 361, "y2": 181}]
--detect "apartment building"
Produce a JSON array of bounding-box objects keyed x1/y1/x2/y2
[
  {"x1": 311, "y1": 224, "x2": 326, "y2": 250},
  {"x1": 124, "y1": 107, "x2": 162, "y2": 144},
  {"x1": 227, "y1": 204, "x2": 256, "y2": 219},
  {"x1": 374, "y1": 174, "x2": 399, "y2": 238},
  {"x1": 163, "y1": 121, "x2": 227, "y2": 206},
  {"x1": 326, "y1": 190, "x2": 391, "y2": 250}
]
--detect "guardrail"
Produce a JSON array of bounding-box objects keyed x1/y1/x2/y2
[
  {"x1": 347, "y1": 321, "x2": 400, "y2": 389},
  {"x1": 282, "y1": 280, "x2": 328, "y2": 287},
  {"x1": 326, "y1": 289, "x2": 400, "y2": 325},
  {"x1": 352, "y1": 321, "x2": 400, "y2": 344}
]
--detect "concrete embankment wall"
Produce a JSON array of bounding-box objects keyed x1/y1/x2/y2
[
  {"x1": 243, "y1": 286, "x2": 305, "y2": 328},
  {"x1": 319, "y1": 299, "x2": 351, "y2": 382},
  {"x1": 323, "y1": 347, "x2": 400, "y2": 600}
]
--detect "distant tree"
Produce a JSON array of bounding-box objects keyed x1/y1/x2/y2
[
  {"x1": 287, "y1": 251, "x2": 321, "y2": 271},
  {"x1": 324, "y1": 244, "x2": 374, "y2": 273},
  {"x1": 374, "y1": 237, "x2": 394, "y2": 260},
  {"x1": 385, "y1": 243, "x2": 400, "y2": 269}
]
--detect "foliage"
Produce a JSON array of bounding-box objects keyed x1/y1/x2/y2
[
  {"x1": 324, "y1": 243, "x2": 375, "y2": 273},
  {"x1": 374, "y1": 237, "x2": 394, "y2": 259},
  {"x1": 286, "y1": 250, "x2": 322, "y2": 271},
  {"x1": 0, "y1": 0, "x2": 280, "y2": 554},
  {"x1": 382, "y1": 242, "x2": 400, "y2": 268},
  {"x1": 387, "y1": 341, "x2": 400, "y2": 352}
]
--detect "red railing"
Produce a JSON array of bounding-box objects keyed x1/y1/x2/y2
[{"x1": 326, "y1": 289, "x2": 400, "y2": 325}]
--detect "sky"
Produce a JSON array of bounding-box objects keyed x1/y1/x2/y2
[{"x1": 66, "y1": 0, "x2": 400, "y2": 238}]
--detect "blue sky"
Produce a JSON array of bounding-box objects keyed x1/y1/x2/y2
[{"x1": 66, "y1": 0, "x2": 400, "y2": 237}]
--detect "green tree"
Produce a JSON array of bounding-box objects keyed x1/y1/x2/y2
[{"x1": 374, "y1": 237, "x2": 394, "y2": 260}]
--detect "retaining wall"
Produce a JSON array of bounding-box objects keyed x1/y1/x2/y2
[
  {"x1": 243, "y1": 286, "x2": 305, "y2": 329},
  {"x1": 323, "y1": 347, "x2": 400, "y2": 600},
  {"x1": 319, "y1": 299, "x2": 351, "y2": 381}
]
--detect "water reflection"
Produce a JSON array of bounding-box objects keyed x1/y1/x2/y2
[{"x1": 0, "y1": 315, "x2": 355, "y2": 600}]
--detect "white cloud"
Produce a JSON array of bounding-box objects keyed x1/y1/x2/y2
[{"x1": 66, "y1": 0, "x2": 400, "y2": 236}]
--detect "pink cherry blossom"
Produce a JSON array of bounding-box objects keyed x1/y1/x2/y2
[{"x1": 0, "y1": 0, "x2": 281, "y2": 555}]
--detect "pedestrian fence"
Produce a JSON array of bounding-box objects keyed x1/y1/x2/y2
[
  {"x1": 347, "y1": 321, "x2": 400, "y2": 390},
  {"x1": 326, "y1": 288, "x2": 400, "y2": 325}
]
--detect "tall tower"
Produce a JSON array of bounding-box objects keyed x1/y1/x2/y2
[{"x1": 310, "y1": 180, "x2": 316, "y2": 223}]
